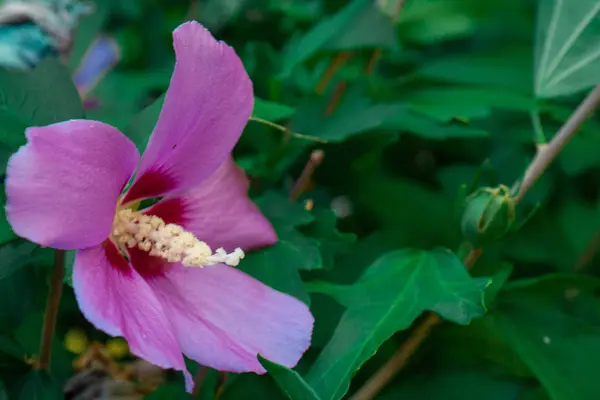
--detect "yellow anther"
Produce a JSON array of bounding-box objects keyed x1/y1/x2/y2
[{"x1": 111, "y1": 209, "x2": 245, "y2": 268}]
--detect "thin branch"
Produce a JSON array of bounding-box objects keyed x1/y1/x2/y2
[
  {"x1": 289, "y1": 150, "x2": 325, "y2": 201},
  {"x1": 515, "y1": 84, "x2": 600, "y2": 204},
  {"x1": 349, "y1": 248, "x2": 483, "y2": 400},
  {"x1": 248, "y1": 116, "x2": 327, "y2": 143},
  {"x1": 38, "y1": 250, "x2": 65, "y2": 370},
  {"x1": 574, "y1": 228, "x2": 600, "y2": 272},
  {"x1": 316, "y1": 52, "x2": 354, "y2": 94},
  {"x1": 191, "y1": 366, "x2": 208, "y2": 398},
  {"x1": 325, "y1": 81, "x2": 347, "y2": 116}
]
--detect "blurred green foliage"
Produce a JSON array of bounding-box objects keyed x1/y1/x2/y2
[{"x1": 1, "y1": 0, "x2": 600, "y2": 399}]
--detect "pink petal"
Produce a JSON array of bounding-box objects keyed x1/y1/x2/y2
[
  {"x1": 123, "y1": 21, "x2": 253, "y2": 204},
  {"x1": 6, "y1": 121, "x2": 139, "y2": 250},
  {"x1": 73, "y1": 242, "x2": 193, "y2": 391},
  {"x1": 144, "y1": 261, "x2": 314, "y2": 372},
  {"x1": 143, "y1": 158, "x2": 277, "y2": 251}
]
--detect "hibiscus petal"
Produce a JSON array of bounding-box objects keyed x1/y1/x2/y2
[
  {"x1": 73, "y1": 242, "x2": 193, "y2": 391},
  {"x1": 6, "y1": 121, "x2": 139, "y2": 250},
  {"x1": 144, "y1": 262, "x2": 313, "y2": 373},
  {"x1": 123, "y1": 21, "x2": 253, "y2": 204},
  {"x1": 144, "y1": 158, "x2": 277, "y2": 251}
]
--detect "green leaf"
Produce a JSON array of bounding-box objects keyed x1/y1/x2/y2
[
  {"x1": 491, "y1": 274, "x2": 600, "y2": 400},
  {"x1": 239, "y1": 242, "x2": 311, "y2": 305},
  {"x1": 381, "y1": 108, "x2": 488, "y2": 139},
  {"x1": 0, "y1": 379, "x2": 7, "y2": 400},
  {"x1": 300, "y1": 209, "x2": 356, "y2": 270},
  {"x1": 416, "y1": 46, "x2": 534, "y2": 93},
  {"x1": 0, "y1": 58, "x2": 84, "y2": 126},
  {"x1": 535, "y1": 0, "x2": 600, "y2": 97},
  {"x1": 404, "y1": 86, "x2": 535, "y2": 122},
  {"x1": 253, "y1": 98, "x2": 296, "y2": 121},
  {"x1": 394, "y1": 0, "x2": 482, "y2": 44},
  {"x1": 255, "y1": 192, "x2": 322, "y2": 271},
  {"x1": 144, "y1": 382, "x2": 188, "y2": 399},
  {"x1": 0, "y1": 188, "x2": 17, "y2": 246},
  {"x1": 0, "y1": 265, "x2": 37, "y2": 334},
  {"x1": 291, "y1": 86, "x2": 404, "y2": 142},
  {"x1": 0, "y1": 241, "x2": 39, "y2": 280},
  {"x1": 280, "y1": 0, "x2": 397, "y2": 78},
  {"x1": 256, "y1": 192, "x2": 315, "y2": 227},
  {"x1": 0, "y1": 58, "x2": 84, "y2": 173},
  {"x1": 11, "y1": 370, "x2": 63, "y2": 400},
  {"x1": 381, "y1": 369, "x2": 534, "y2": 400},
  {"x1": 305, "y1": 249, "x2": 491, "y2": 400},
  {"x1": 123, "y1": 92, "x2": 164, "y2": 152},
  {"x1": 259, "y1": 356, "x2": 321, "y2": 400}
]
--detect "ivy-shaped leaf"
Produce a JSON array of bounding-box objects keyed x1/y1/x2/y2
[{"x1": 305, "y1": 248, "x2": 491, "y2": 400}]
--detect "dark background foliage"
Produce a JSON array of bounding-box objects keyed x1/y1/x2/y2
[{"x1": 1, "y1": 0, "x2": 600, "y2": 399}]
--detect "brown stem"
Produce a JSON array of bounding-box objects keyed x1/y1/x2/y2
[
  {"x1": 315, "y1": 52, "x2": 354, "y2": 94},
  {"x1": 349, "y1": 248, "x2": 482, "y2": 400},
  {"x1": 38, "y1": 250, "x2": 65, "y2": 370},
  {"x1": 364, "y1": 0, "x2": 405, "y2": 75},
  {"x1": 574, "y1": 229, "x2": 600, "y2": 272},
  {"x1": 289, "y1": 150, "x2": 325, "y2": 201},
  {"x1": 325, "y1": 81, "x2": 347, "y2": 116},
  {"x1": 191, "y1": 366, "x2": 208, "y2": 398},
  {"x1": 515, "y1": 84, "x2": 600, "y2": 204}
]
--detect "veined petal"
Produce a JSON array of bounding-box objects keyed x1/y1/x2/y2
[
  {"x1": 143, "y1": 158, "x2": 277, "y2": 252},
  {"x1": 123, "y1": 21, "x2": 253, "y2": 204},
  {"x1": 73, "y1": 242, "x2": 193, "y2": 391},
  {"x1": 6, "y1": 121, "x2": 139, "y2": 250},
  {"x1": 143, "y1": 261, "x2": 313, "y2": 373}
]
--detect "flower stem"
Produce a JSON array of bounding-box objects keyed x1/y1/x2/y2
[
  {"x1": 515, "y1": 84, "x2": 600, "y2": 203},
  {"x1": 38, "y1": 250, "x2": 65, "y2": 370},
  {"x1": 349, "y1": 248, "x2": 483, "y2": 400}
]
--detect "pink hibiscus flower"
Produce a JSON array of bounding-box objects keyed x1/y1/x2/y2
[{"x1": 5, "y1": 21, "x2": 313, "y2": 391}]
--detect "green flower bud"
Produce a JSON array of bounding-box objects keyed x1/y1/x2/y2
[{"x1": 460, "y1": 185, "x2": 516, "y2": 247}]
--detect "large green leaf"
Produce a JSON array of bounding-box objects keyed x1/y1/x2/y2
[
  {"x1": 253, "y1": 98, "x2": 296, "y2": 121},
  {"x1": 535, "y1": 0, "x2": 600, "y2": 97},
  {"x1": 280, "y1": 0, "x2": 397, "y2": 78},
  {"x1": 299, "y1": 209, "x2": 356, "y2": 270},
  {"x1": 0, "y1": 265, "x2": 37, "y2": 334},
  {"x1": 123, "y1": 92, "x2": 164, "y2": 152},
  {"x1": 416, "y1": 46, "x2": 534, "y2": 93},
  {"x1": 259, "y1": 356, "x2": 321, "y2": 400},
  {"x1": 239, "y1": 242, "x2": 311, "y2": 305},
  {"x1": 491, "y1": 274, "x2": 600, "y2": 400},
  {"x1": 0, "y1": 188, "x2": 17, "y2": 245},
  {"x1": 381, "y1": 369, "x2": 534, "y2": 400},
  {"x1": 291, "y1": 86, "x2": 404, "y2": 142},
  {"x1": 304, "y1": 248, "x2": 491, "y2": 400},
  {"x1": 0, "y1": 58, "x2": 84, "y2": 173},
  {"x1": 0, "y1": 379, "x2": 7, "y2": 400},
  {"x1": 0, "y1": 58, "x2": 84, "y2": 127},
  {"x1": 10, "y1": 370, "x2": 63, "y2": 400}
]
